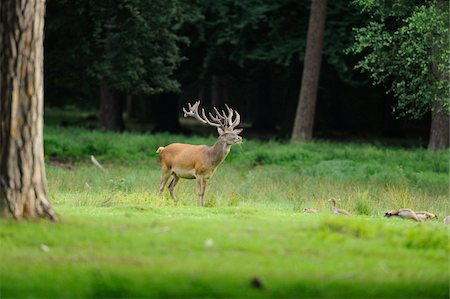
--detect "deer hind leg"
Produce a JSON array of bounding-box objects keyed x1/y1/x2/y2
[
  {"x1": 168, "y1": 175, "x2": 180, "y2": 206},
  {"x1": 159, "y1": 167, "x2": 171, "y2": 196}
]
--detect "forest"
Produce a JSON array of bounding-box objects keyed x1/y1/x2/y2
[
  {"x1": 43, "y1": 0, "x2": 449, "y2": 148},
  {"x1": 0, "y1": 0, "x2": 449, "y2": 298}
]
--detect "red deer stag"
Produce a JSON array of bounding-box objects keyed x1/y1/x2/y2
[{"x1": 157, "y1": 101, "x2": 243, "y2": 206}]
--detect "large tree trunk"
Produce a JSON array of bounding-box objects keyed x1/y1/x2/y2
[
  {"x1": 99, "y1": 85, "x2": 124, "y2": 131},
  {"x1": 291, "y1": 0, "x2": 327, "y2": 141},
  {"x1": 428, "y1": 103, "x2": 449, "y2": 151},
  {"x1": 0, "y1": 0, "x2": 56, "y2": 220}
]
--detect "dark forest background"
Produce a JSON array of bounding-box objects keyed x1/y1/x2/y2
[{"x1": 43, "y1": 0, "x2": 434, "y2": 144}]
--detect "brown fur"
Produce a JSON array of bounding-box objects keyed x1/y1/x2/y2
[
  {"x1": 158, "y1": 101, "x2": 243, "y2": 206},
  {"x1": 158, "y1": 132, "x2": 242, "y2": 206}
]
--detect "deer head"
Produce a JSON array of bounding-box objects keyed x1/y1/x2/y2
[{"x1": 183, "y1": 100, "x2": 243, "y2": 141}]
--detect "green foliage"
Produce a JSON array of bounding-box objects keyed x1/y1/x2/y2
[
  {"x1": 227, "y1": 192, "x2": 241, "y2": 206},
  {"x1": 46, "y1": 0, "x2": 199, "y2": 95},
  {"x1": 355, "y1": 198, "x2": 371, "y2": 215},
  {"x1": 187, "y1": 0, "x2": 366, "y2": 83},
  {"x1": 348, "y1": 0, "x2": 450, "y2": 118}
]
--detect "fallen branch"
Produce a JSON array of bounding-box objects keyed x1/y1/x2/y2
[{"x1": 90, "y1": 155, "x2": 105, "y2": 171}]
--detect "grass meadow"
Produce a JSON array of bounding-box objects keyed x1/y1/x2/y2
[{"x1": 1, "y1": 124, "x2": 449, "y2": 298}]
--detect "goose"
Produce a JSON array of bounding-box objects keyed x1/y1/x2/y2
[
  {"x1": 443, "y1": 216, "x2": 450, "y2": 224},
  {"x1": 415, "y1": 211, "x2": 437, "y2": 221},
  {"x1": 384, "y1": 208, "x2": 422, "y2": 222},
  {"x1": 303, "y1": 208, "x2": 320, "y2": 214},
  {"x1": 329, "y1": 198, "x2": 351, "y2": 216}
]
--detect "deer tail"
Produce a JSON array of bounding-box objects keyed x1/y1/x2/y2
[{"x1": 156, "y1": 146, "x2": 165, "y2": 154}]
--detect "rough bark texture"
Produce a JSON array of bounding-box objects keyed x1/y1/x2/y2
[
  {"x1": 428, "y1": 103, "x2": 449, "y2": 151},
  {"x1": 99, "y1": 85, "x2": 125, "y2": 131},
  {"x1": 427, "y1": 60, "x2": 449, "y2": 151},
  {"x1": 291, "y1": 0, "x2": 327, "y2": 141},
  {"x1": 0, "y1": 0, "x2": 56, "y2": 220}
]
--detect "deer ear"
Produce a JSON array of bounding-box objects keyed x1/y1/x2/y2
[
  {"x1": 233, "y1": 128, "x2": 243, "y2": 135},
  {"x1": 217, "y1": 127, "x2": 225, "y2": 135}
]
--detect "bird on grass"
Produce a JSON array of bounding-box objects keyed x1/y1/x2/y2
[
  {"x1": 415, "y1": 211, "x2": 438, "y2": 222},
  {"x1": 384, "y1": 208, "x2": 422, "y2": 222},
  {"x1": 443, "y1": 216, "x2": 450, "y2": 224},
  {"x1": 329, "y1": 198, "x2": 351, "y2": 216},
  {"x1": 303, "y1": 208, "x2": 320, "y2": 214}
]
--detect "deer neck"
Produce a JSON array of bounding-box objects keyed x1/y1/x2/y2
[{"x1": 208, "y1": 138, "x2": 232, "y2": 167}]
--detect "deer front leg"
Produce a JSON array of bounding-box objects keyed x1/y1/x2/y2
[
  {"x1": 168, "y1": 175, "x2": 180, "y2": 206},
  {"x1": 196, "y1": 175, "x2": 207, "y2": 206}
]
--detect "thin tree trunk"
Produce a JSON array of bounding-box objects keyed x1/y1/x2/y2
[
  {"x1": 428, "y1": 103, "x2": 449, "y2": 150},
  {"x1": 99, "y1": 85, "x2": 124, "y2": 131},
  {"x1": 291, "y1": 0, "x2": 327, "y2": 141},
  {"x1": 0, "y1": 0, "x2": 56, "y2": 220},
  {"x1": 125, "y1": 94, "x2": 138, "y2": 120},
  {"x1": 428, "y1": 59, "x2": 449, "y2": 151},
  {"x1": 211, "y1": 75, "x2": 226, "y2": 109}
]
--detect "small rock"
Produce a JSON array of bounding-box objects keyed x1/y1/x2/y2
[
  {"x1": 40, "y1": 244, "x2": 50, "y2": 253},
  {"x1": 250, "y1": 277, "x2": 264, "y2": 289},
  {"x1": 204, "y1": 238, "x2": 214, "y2": 248}
]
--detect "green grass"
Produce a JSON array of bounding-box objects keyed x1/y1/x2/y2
[
  {"x1": 1, "y1": 125, "x2": 449, "y2": 298},
  {"x1": 1, "y1": 207, "x2": 448, "y2": 298}
]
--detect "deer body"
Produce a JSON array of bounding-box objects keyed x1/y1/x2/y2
[
  {"x1": 159, "y1": 140, "x2": 231, "y2": 180},
  {"x1": 157, "y1": 101, "x2": 242, "y2": 206}
]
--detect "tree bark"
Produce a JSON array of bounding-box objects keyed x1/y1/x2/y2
[
  {"x1": 428, "y1": 103, "x2": 449, "y2": 151},
  {"x1": 427, "y1": 58, "x2": 449, "y2": 151},
  {"x1": 0, "y1": 0, "x2": 56, "y2": 220},
  {"x1": 99, "y1": 85, "x2": 124, "y2": 131},
  {"x1": 291, "y1": 0, "x2": 327, "y2": 141}
]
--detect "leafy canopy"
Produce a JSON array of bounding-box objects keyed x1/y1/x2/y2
[
  {"x1": 348, "y1": 0, "x2": 449, "y2": 118},
  {"x1": 46, "y1": 0, "x2": 198, "y2": 95},
  {"x1": 188, "y1": 0, "x2": 365, "y2": 82}
]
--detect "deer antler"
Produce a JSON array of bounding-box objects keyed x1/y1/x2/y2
[
  {"x1": 225, "y1": 104, "x2": 240, "y2": 130},
  {"x1": 183, "y1": 101, "x2": 223, "y2": 128},
  {"x1": 183, "y1": 100, "x2": 241, "y2": 131}
]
